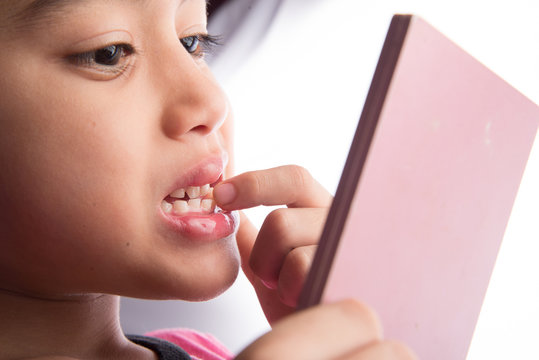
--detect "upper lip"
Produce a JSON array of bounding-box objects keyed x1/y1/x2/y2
[{"x1": 163, "y1": 152, "x2": 228, "y2": 199}]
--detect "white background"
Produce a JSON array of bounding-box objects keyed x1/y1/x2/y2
[{"x1": 121, "y1": 0, "x2": 539, "y2": 358}]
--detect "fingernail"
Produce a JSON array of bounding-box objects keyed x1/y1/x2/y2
[
  {"x1": 260, "y1": 279, "x2": 277, "y2": 290},
  {"x1": 213, "y1": 182, "x2": 237, "y2": 206}
]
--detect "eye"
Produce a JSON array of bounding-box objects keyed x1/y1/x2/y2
[
  {"x1": 69, "y1": 44, "x2": 134, "y2": 70},
  {"x1": 179, "y1": 34, "x2": 221, "y2": 59},
  {"x1": 180, "y1": 35, "x2": 199, "y2": 54},
  {"x1": 93, "y1": 45, "x2": 127, "y2": 66}
]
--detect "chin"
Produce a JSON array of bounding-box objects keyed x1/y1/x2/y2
[
  {"x1": 122, "y1": 236, "x2": 242, "y2": 301},
  {"x1": 115, "y1": 265, "x2": 241, "y2": 301},
  {"x1": 150, "y1": 264, "x2": 240, "y2": 302},
  {"x1": 178, "y1": 234, "x2": 242, "y2": 301},
  {"x1": 182, "y1": 262, "x2": 240, "y2": 302}
]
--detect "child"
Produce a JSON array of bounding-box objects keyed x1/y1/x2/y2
[{"x1": 0, "y1": 0, "x2": 416, "y2": 359}]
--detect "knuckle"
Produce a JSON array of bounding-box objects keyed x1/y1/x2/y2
[
  {"x1": 286, "y1": 246, "x2": 313, "y2": 271},
  {"x1": 288, "y1": 164, "x2": 312, "y2": 189},
  {"x1": 336, "y1": 299, "x2": 383, "y2": 338},
  {"x1": 263, "y1": 208, "x2": 291, "y2": 241},
  {"x1": 246, "y1": 170, "x2": 267, "y2": 197}
]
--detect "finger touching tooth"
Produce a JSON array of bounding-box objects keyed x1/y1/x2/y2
[{"x1": 201, "y1": 199, "x2": 215, "y2": 212}]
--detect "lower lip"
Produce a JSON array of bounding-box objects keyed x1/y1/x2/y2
[{"x1": 161, "y1": 209, "x2": 239, "y2": 242}]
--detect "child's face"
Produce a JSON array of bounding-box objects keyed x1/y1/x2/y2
[{"x1": 0, "y1": 0, "x2": 240, "y2": 300}]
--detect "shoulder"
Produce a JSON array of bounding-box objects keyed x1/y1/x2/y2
[{"x1": 145, "y1": 328, "x2": 234, "y2": 360}]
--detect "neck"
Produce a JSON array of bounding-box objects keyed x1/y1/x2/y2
[{"x1": 0, "y1": 290, "x2": 156, "y2": 360}]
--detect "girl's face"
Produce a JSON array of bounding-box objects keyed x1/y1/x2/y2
[{"x1": 0, "y1": 0, "x2": 240, "y2": 301}]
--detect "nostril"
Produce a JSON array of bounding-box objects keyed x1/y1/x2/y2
[
  {"x1": 190, "y1": 124, "x2": 210, "y2": 134},
  {"x1": 161, "y1": 119, "x2": 209, "y2": 139}
]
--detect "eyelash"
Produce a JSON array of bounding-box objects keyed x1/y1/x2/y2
[
  {"x1": 181, "y1": 33, "x2": 222, "y2": 59},
  {"x1": 68, "y1": 33, "x2": 221, "y2": 78},
  {"x1": 68, "y1": 44, "x2": 135, "y2": 76}
]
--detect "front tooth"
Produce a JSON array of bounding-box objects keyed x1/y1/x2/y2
[
  {"x1": 199, "y1": 184, "x2": 211, "y2": 197},
  {"x1": 173, "y1": 200, "x2": 189, "y2": 214},
  {"x1": 170, "y1": 188, "x2": 185, "y2": 198},
  {"x1": 188, "y1": 198, "x2": 201, "y2": 209},
  {"x1": 186, "y1": 186, "x2": 200, "y2": 198},
  {"x1": 201, "y1": 199, "x2": 215, "y2": 212},
  {"x1": 161, "y1": 200, "x2": 173, "y2": 213}
]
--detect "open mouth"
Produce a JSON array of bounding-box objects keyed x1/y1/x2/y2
[{"x1": 160, "y1": 182, "x2": 219, "y2": 215}]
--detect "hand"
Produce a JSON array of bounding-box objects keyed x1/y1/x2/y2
[
  {"x1": 235, "y1": 299, "x2": 417, "y2": 360},
  {"x1": 214, "y1": 165, "x2": 331, "y2": 324}
]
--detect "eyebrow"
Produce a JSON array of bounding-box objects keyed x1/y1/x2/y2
[
  {"x1": 11, "y1": 0, "x2": 76, "y2": 28},
  {"x1": 11, "y1": 0, "x2": 202, "y2": 31}
]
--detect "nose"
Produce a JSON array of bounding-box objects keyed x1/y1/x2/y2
[{"x1": 158, "y1": 51, "x2": 228, "y2": 139}]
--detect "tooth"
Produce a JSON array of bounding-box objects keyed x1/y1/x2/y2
[
  {"x1": 173, "y1": 200, "x2": 189, "y2": 214},
  {"x1": 201, "y1": 199, "x2": 215, "y2": 212},
  {"x1": 170, "y1": 188, "x2": 185, "y2": 198},
  {"x1": 161, "y1": 200, "x2": 172, "y2": 213},
  {"x1": 200, "y1": 184, "x2": 211, "y2": 197},
  {"x1": 186, "y1": 186, "x2": 200, "y2": 198},
  {"x1": 188, "y1": 198, "x2": 201, "y2": 209}
]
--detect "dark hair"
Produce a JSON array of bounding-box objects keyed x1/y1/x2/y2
[{"x1": 207, "y1": 0, "x2": 229, "y2": 18}]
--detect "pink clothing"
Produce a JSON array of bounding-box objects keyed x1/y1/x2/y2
[{"x1": 146, "y1": 328, "x2": 234, "y2": 360}]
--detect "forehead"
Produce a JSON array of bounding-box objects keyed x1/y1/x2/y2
[
  {"x1": 1, "y1": 0, "x2": 205, "y2": 31},
  {"x1": 0, "y1": 0, "x2": 111, "y2": 31}
]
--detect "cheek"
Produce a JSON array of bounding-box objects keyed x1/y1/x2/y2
[
  {"x1": 0, "y1": 58, "x2": 240, "y2": 298},
  {"x1": 0, "y1": 77, "x2": 154, "y2": 291},
  {"x1": 2, "y1": 93, "x2": 148, "y2": 220}
]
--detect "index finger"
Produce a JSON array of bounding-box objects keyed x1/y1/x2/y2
[{"x1": 213, "y1": 165, "x2": 332, "y2": 210}]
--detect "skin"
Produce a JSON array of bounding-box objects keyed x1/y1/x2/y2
[{"x1": 0, "y1": 0, "x2": 416, "y2": 359}]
